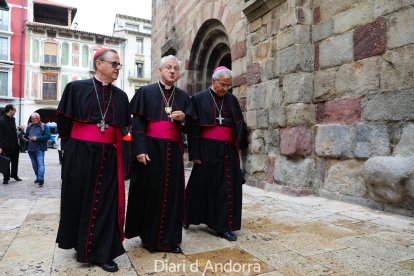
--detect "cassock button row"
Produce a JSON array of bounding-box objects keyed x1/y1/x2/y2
[
  {"x1": 95, "y1": 200, "x2": 99, "y2": 203},
  {"x1": 94, "y1": 208, "x2": 97, "y2": 211},
  {"x1": 89, "y1": 241, "x2": 92, "y2": 245}
]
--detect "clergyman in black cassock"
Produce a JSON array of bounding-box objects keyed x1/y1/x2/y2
[
  {"x1": 184, "y1": 66, "x2": 248, "y2": 241},
  {"x1": 125, "y1": 55, "x2": 191, "y2": 254},
  {"x1": 56, "y1": 49, "x2": 129, "y2": 273}
]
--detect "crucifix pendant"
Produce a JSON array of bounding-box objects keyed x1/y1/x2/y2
[
  {"x1": 97, "y1": 120, "x2": 108, "y2": 132},
  {"x1": 216, "y1": 113, "x2": 224, "y2": 124}
]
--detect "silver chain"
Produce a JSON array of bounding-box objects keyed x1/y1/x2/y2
[{"x1": 92, "y1": 78, "x2": 113, "y2": 122}]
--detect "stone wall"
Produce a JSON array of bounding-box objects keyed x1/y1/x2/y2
[{"x1": 152, "y1": 0, "x2": 414, "y2": 215}]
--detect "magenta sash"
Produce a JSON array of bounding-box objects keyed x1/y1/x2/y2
[
  {"x1": 70, "y1": 121, "x2": 125, "y2": 241},
  {"x1": 200, "y1": 126, "x2": 232, "y2": 141},
  {"x1": 146, "y1": 121, "x2": 180, "y2": 143}
]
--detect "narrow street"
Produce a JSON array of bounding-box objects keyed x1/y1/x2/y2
[{"x1": 0, "y1": 150, "x2": 413, "y2": 275}]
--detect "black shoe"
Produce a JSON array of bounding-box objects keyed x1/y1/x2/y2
[
  {"x1": 34, "y1": 179, "x2": 39, "y2": 183},
  {"x1": 38, "y1": 181, "x2": 44, "y2": 186},
  {"x1": 98, "y1": 260, "x2": 118, "y2": 272},
  {"x1": 183, "y1": 223, "x2": 190, "y2": 230},
  {"x1": 12, "y1": 176, "x2": 22, "y2": 181},
  {"x1": 3, "y1": 180, "x2": 8, "y2": 184},
  {"x1": 219, "y1": 231, "x2": 237, "y2": 241},
  {"x1": 171, "y1": 245, "x2": 183, "y2": 254}
]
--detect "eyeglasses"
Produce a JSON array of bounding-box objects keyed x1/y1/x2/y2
[
  {"x1": 216, "y1": 81, "x2": 232, "y2": 89},
  {"x1": 163, "y1": 65, "x2": 180, "y2": 72},
  {"x1": 101, "y1": 60, "x2": 123, "y2": 69}
]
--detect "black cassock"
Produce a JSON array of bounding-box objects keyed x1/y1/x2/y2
[
  {"x1": 125, "y1": 82, "x2": 191, "y2": 251},
  {"x1": 185, "y1": 88, "x2": 247, "y2": 233},
  {"x1": 56, "y1": 78, "x2": 129, "y2": 263}
]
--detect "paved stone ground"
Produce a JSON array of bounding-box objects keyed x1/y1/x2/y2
[{"x1": 1, "y1": 150, "x2": 414, "y2": 275}]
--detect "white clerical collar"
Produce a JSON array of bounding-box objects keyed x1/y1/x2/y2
[
  {"x1": 159, "y1": 80, "x2": 172, "y2": 90},
  {"x1": 94, "y1": 76, "x2": 109, "y2": 86}
]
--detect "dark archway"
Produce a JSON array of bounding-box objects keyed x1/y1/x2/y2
[
  {"x1": 188, "y1": 19, "x2": 231, "y2": 95},
  {"x1": 27, "y1": 108, "x2": 58, "y2": 125}
]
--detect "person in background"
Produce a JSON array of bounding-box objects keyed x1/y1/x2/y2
[
  {"x1": 125, "y1": 55, "x2": 191, "y2": 254},
  {"x1": 55, "y1": 133, "x2": 62, "y2": 165},
  {"x1": 55, "y1": 48, "x2": 129, "y2": 273},
  {"x1": 184, "y1": 66, "x2": 248, "y2": 242},
  {"x1": 17, "y1": 125, "x2": 28, "y2": 153},
  {"x1": 0, "y1": 104, "x2": 22, "y2": 184},
  {"x1": 26, "y1": 112, "x2": 50, "y2": 187}
]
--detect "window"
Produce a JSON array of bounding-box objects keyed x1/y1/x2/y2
[
  {"x1": 0, "y1": 37, "x2": 8, "y2": 60},
  {"x1": 0, "y1": 71, "x2": 8, "y2": 96},
  {"x1": 72, "y1": 43, "x2": 79, "y2": 66},
  {"x1": 43, "y1": 73, "x2": 57, "y2": 100},
  {"x1": 32, "y1": 40, "x2": 39, "y2": 63},
  {"x1": 143, "y1": 26, "x2": 151, "y2": 34},
  {"x1": 62, "y1": 43, "x2": 69, "y2": 65},
  {"x1": 136, "y1": 37, "x2": 143, "y2": 54},
  {"x1": 136, "y1": 62, "x2": 143, "y2": 78},
  {"x1": 126, "y1": 23, "x2": 139, "y2": 32},
  {"x1": 44, "y1": 42, "x2": 57, "y2": 66},
  {"x1": 82, "y1": 45, "x2": 89, "y2": 68},
  {"x1": 31, "y1": 73, "x2": 38, "y2": 98},
  {"x1": 0, "y1": 10, "x2": 9, "y2": 31}
]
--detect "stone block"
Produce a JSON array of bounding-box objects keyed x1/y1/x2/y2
[
  {"x1": 313, "y1": 68, "x2": 337, "y2": 102},
  {"x1": 316, "y1": 98, "x2": 361, "y2": 124},
  {"x1": 231, "y1": 40, "x2": 247, "y2": 61},
  {"x1": 233, "y1": 74, "x2": 248, "y2": 87},
  {"x1": 262, "y1": 59, "x2": 276, "y2": 81},
  {"x1": 394, "y1": 124, "x2": 414, "y2": 157},
  {"x1": 286, "y1": 103, "x2": 316, "y2": 127},
  {"x1": 388, "y1": 7, "x2": 414, "y2": 49},
  {"x1": 371, "y1": 0, "x2": 403, "y2": 17},
  {"x1": 364, "y1": 155, "x2": 414, "y2": 209},
  {"x1": 319, "y1": 32, "x2": 353, "y2": 69},
  {"x1": 276, "y1": 25, "x2": 311, "y2": 51},
  {"x1": 264, "y1": 128, "x2": 280, "y2": 154},
  {"x1": 257, "y1": 109, "x2": 269, "y2": 129},
  {"x1": 255, "y1": 40, "x2": 270, "y2": 60},
  {"x1": 250, "y1": 17, "x2": 262, "y2": 33},
  {"x1": 355, "y1": 123, "x2": 390, "y2": 159},
  {"x1": 380, "y1": 45, "x2": 414, "y2": 92},
  {"x1": 297, "y1": 7, "x2": 313, "y2": 25},
  {"x1": 247, "y1": 63, "x2": 262, "y2": 86},
  {"x1": 313, "y1": 6, "x2": 321, "y2": 24},
  {"x1": 274, "y1": 155, "x2": 315, "y2": 187},
  {"x1": 334, "y1": 2, "x2": 372, "y2": 34},
  {"x1": 362, "y1": 90, "x2": 414, "y2": 121},
  {"x1": 245, "y1": 153, "x2": 267, "y2": 175},
  {"x1": 275, "y1": 44, "x2": 314, "y2": 74},
  {"x1": 312, "y1": 19, "x2": 334, "y2": 42},
  {"x1": 265, "y1": 79, "x2": 283, "y2": 108},
  {"x1": 280, "y1": 127, "x2": 312, "y2": 157},
  {"x1": 317, "y1": 0, "x2": 354, "y2": 22},
  {"x1": 314, "y1": 43, "x2": 320, "y2": 71},
  {"x1": 324, "y1": 160, "x2": 366, "y2": 196},
  {"x1": 335, "y1": 56, "x2": 380, "y2": 97},
  {"x1": 267, "y1": 154, "x2": 276, "y2": 183},
  {"x1": 250, "y1": 129, "x2": 265, "y2": 153},
  {"x1": 269, "y1": 106, "x2": 287, "y2": 128},
  {"x1": 280, "y1": 7, "x2": 300, "y2": 28},
  {"x1": 315, "y1": 124, "x2": 354, "y2": 158},
  {"x1": 246, "y1": 83, "x2": 267, "y2": 110},
  {"x1": 283, "y1": 72, "x2": 313, "y2": 104},
  {"x1": 246, "y1": 110, "x2": 258, "y2": 129},
  {"x1": 353, "y1": 17, "x2": 386, "y2": 61}
]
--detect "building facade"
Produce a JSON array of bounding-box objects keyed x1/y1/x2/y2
[
  {"x1": 24, "y1": 0, "x2": 125, "y2": 124},
  {"x1": 152, "y1": 0, "x2": 414, "y2": 215},
  {"x1": 0, "y1": 0, "x2": 27, "y2": 125},
  {"x1": 113, "y1": 14, "x2": 152, "y2": 99}
]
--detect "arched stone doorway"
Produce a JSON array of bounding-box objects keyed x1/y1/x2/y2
[{"x1": 187, "y1": 19, "x2": 231, "y2": 95}]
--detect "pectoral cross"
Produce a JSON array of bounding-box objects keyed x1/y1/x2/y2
[
  {"x1": 216, "y1": 113, "x2": 224, "y2": 124},
  {"x1": 97, "y1": 120, "x2": 108, "y2": 132}
]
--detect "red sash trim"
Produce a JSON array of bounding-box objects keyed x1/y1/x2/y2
[
  {"x1": 70, "y1": 121, "x2": 125, "y2": 241},
  {"x1": 200, "y1": 126, "x2": 232, "y2": 142},
  {"x1": 146, "y1": 121, "x2": 180, "y2": 143}
]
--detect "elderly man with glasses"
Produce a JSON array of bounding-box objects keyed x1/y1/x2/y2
[
  {"x1": 56, "y1": 48, "x2": 129, "y2": 273},
  {"x1": 184, "y1": 66, "x2": 248, "y2": 242},
  {"x1": 125, "y1": 55, "x2": 191, "y2": 254}
]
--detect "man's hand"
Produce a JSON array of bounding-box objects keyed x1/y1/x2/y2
[
  {"x1": 30, "y1": 136, "x2": 37, "y2": 141},
  {"x1": 169, "y1": 111, "x2": 185, "y2": 122},
  {"x1": 136, "y1": 154, "x2": 151, "y2": 165},
  {"x1": 192, "y1": 159, "x2": 202, "y2": 164},
  {"x1": 0, "y1": 148, "x2": 2, "y2": 154}
]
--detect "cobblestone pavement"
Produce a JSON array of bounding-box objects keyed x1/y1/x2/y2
[{"x1": 1, "y1": 150, "x2": 414, "y2": 275}]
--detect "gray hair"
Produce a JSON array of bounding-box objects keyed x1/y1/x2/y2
[
  {"x1": 160, "y1": 55, "x2": 181, "y2": 68},
  {"x1": 31, "y1": 112, "x2": 40, "y2": 119},
  {"x1": 212, "y1": 68, "x2": 233, "y2": 80}
]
